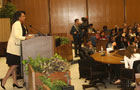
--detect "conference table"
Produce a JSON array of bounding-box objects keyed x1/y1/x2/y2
[{"x1": 91, "y1": 50, "x2": 124, "y2": 64}]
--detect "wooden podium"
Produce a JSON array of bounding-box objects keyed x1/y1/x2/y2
[{"x1": 21, "y1": 36, "x2": 54, "y2": 89}]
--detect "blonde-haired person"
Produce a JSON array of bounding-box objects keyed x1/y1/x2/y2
[
  {"x1": 114, "y1": 45, "x2": 140, "y2": 84},
  {"x1": 0, "y1": 11, "x2": 33, "y2": 89}
]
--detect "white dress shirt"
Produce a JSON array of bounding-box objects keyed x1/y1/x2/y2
[{"x1": 124, "y1": 53, "x2": 140, "y2": 69}]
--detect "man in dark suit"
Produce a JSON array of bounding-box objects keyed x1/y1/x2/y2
[{"x1": 70, "y1": 19, "x2": 81, "y2": 57}]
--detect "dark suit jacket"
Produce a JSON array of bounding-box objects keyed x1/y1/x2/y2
[{"x1": 70, "y1": 25, "x2": 80, "y2": 40}]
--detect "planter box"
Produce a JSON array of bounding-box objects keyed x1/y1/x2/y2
[
  {"x1": 28, "y1": 64, "x2": 71, "y2": 90},
  {"x1": 48, "y1": 71, "x2": 71, "y2": 84},
  {"x1": 28, "y1": 64, "x2": 50, "y2": 90},
  {"x1": 42, "y1": 84, "x2": 51, "y2": 90}
]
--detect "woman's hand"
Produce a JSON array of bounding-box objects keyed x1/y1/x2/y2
[{"x1": 25, "y1": 34, "x2": 34, "y2": 40}]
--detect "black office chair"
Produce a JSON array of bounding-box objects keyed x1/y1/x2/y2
[
  {"x1": 120, "y1": 60, "x2": 140, "y2": 90},
  {"x1": 78, "y1": 49, "x2": 108, "y2": 90},
  {"x1": 133, "y1": 60, "x2": 140, "y2": 73},
  {"x1": 120, "y1": 68, "x2": 135, "y2": 90},
  {"x1": 81, "y1": 59, "x2": 108, "y2": 90}
]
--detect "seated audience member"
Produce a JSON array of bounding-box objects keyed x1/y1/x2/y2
[
  {"x1": 95, "y1": 30, "x2": 101, "y2": 39},
  {"x1": 107, "y1": 29, "x2": 117, "y2": 49},
  {"x1": 115, "y1": 30, "x2": 124, "y2": 49},
  {"x1": 128, "y1": 29, "x2": 136, "y2": 43},
  {"x1": 88, "y1": 24, "x2": 97, "y2": 33},
  {"x1": 119, "y1": 23, "x2": 127, "y2": 32},
  {"x1": 114, "y1": 45, "x2": 140, "y2": 84},
  {"x1": 109, "y1": 29, "x2": 117, "y2": 42},
  {"x1": 133, "y1": 23, "x2": 139, "y2": 33},
  {"x1": 136, "y1": 27, "x2": 140, "y2": 37},
  {"x1": 114, "y1": 25, "x2": 119, "y2": 33},
  {"x1": 82, "y1": 40, "x2": 94, "y2": 56},
  {"x1": 136, "y1": 27, "x2": 140, "y2": 48},
  {"x1": 97, "y1": 31, "x2": 108, "y2": 40},
  {"x1": 127, "y1": 25, "x2": 133, "y2": 31},
  {"x1": 121, "y1": 28, "x2": 128, "y2": 48},
  {"x1": 103, "y1": 25, "x2": 110, "y2": 32}
]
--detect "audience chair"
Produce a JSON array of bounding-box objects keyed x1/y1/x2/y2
[
  {"x1": 78, "y1": 50, "x2": 108, "y2": 90},
  {"x1": 133, "y1": 60, "x2": 140, "y2": 90},
  {"x1": 133, "y1": 60, "x2": 140, "y2": 73},
  {"x1": 120, "y1": 68, "x2": 135, "y2": 90},
  {"x1": 120, "y1": 60, "x2": 140, "y2": 90}
]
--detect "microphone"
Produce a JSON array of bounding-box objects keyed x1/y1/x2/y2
[{"x1": 28, "y1": 25, "x2": 46, "y2": 36}]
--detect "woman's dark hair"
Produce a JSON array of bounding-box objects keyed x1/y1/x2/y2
[
  {"x1": 12, "y1": 11, "x2": 26, "y2": 24},
  {"x1": 125, "y1": 45, "x2": 136, "y2": 59}
]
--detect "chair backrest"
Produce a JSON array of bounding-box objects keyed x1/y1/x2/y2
[
  {"x1": 96, "y1": 40, "x2": 108, "y2": 52},
  {"x1": 133, "y1": 60, "x2": 140, "y2": 73},
  {"x1": 120, "y1": 68, "x2": 134, "y2": 80}
]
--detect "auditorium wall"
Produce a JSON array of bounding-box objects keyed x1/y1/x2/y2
[
  {"x1": 11, "y1": 0, "x2": 50, "y2": 34},
  {"x1": 126, "y1": 0, "x2": 140, "y2": 25},
  {"x1": 88, "y1": 0, "x2": 124, "y2": 30},
  {"x1": 50, "y1": 0, "x2": 87, "y2": 38},
  {"x1": 8, "y1": 0, "x2": 140, "y2": 39}
]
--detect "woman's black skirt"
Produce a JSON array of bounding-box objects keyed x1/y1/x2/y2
[{"x1": 6, "y1": 53, "x2": 20, "y2": 66}]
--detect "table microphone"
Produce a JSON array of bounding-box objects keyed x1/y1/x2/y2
[{"x1": 29, "y1": 25, "x2": 46, "y2": 36}]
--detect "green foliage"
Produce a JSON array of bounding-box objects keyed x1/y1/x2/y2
[
  {"x1": 22, "y1": 55, "x2": 49, "y2": 74},
  {"x1": 0, "y1": 2, "x2": 16, "y2": 20},
  {"x1": 51, "y1": 53, "x2": 67, "y2": 62},
  {"x1": 22, "y1": 54, "x2": 70, "y2": 76},
  {"x1": 60, "y1": 37, "x2": 70, "y2": 45},
  {"x1": 55, "y1": 36, "x2": 70, "y2": 45},
  {"x1": 54, "y1": 36, "x2": 60, "y2": 39},
  {"x1": 37, "y1": 86, "x2": 43, "y2": 90},
  {"x1": 39, "y1": 76, "x2": 67, "y2": 90}
]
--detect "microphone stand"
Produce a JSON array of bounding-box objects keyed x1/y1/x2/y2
[{"x1": 28, "y1": 25, "x2": 46, "y2": 36}]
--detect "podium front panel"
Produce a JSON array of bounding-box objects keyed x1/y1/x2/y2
[{"x1": 22, "y1": 36, "x2": 54, "y2": 60}]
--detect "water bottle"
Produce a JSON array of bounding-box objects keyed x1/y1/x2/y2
[
  {"x1": 136, "y1": 43, "x2": 138, "y2": 49},
  {"x1": 101, "y1": 46, "x2": 104, "y2": 54}
]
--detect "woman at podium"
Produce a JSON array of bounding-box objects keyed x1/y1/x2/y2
[{"x1": 0, "y1": 11, "x2": 32, "y2": 89}]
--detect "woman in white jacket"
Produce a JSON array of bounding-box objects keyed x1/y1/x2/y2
[{"x1": 0, "y1": 11, "x2": 32, "y2": 89}]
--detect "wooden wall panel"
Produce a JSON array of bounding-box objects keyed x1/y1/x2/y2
[
  {"x1": 0, "y1": 18, "x2": 10, "y2": 42},
  {"x1": 126, "y1": 0, "x2": 140, "y2": 25},
  {"x1": 11, "y1": 0, "x2": 50, "y2": 34},
  {"x1": 88, "y1": 0, "x2": 124, "y2": 30},
  {"x1": 50, "y1": 0, "x2": 87, "y2": 39},
  {"x1": 10, "y1": 0, "x2": 125, "y2": 37}
]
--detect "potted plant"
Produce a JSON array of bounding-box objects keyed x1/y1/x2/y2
[
  {"x1": 23, "y1": 53, "x2": 70, "y2": 75},
  {"x1": 0, "y1": 2, "x2": 16, "y2": 21},
  {"x1": 0, "y1": 2, "x2": 16, "y2": 42},
  {"x1": 22, "y1": 54, "x2": 71, "y2": 89},
  {"x1": 54, "y1": 36, "x2": 70, "y2": 47}
]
